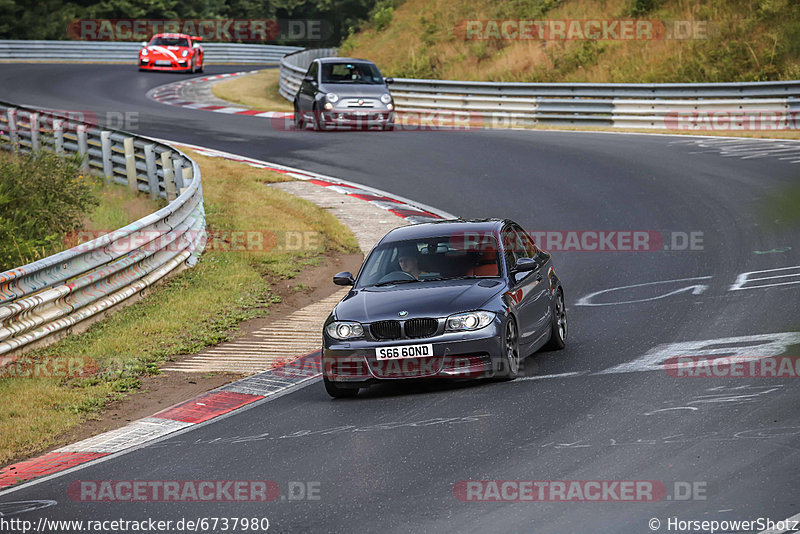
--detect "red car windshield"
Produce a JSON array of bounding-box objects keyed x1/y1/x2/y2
[{"x1": 149, "y1": 37, "x2": 190, "y2": 47}]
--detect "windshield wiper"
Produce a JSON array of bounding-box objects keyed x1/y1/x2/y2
[
  {"x1": 419, "y1": 276, "x2": 478, "y2": 282},
  {"x1": 372, "y1": 279, "x2": 422, "y2": 287}
]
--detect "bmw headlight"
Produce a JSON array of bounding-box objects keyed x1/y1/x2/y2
[
  {"x1": 445, "y1": 311, "x2": 494, "y2": 332},
  {"x1": 326, "y1": 93, "x2": 339, "y2": 103},
  {"x1": 181, "y1": 49, "x2": 189, "y2": 57},
  {"x1": 326, "y1": 321, "x2": 364, "y2": 340},
  {"x1": 380, "y1": 93, "x2": 392, "y2": 104}
]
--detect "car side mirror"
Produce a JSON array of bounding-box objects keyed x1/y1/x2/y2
[
  {"x1": 384, "y1": 77, "x2": 394, "y2": 84},
  {"x1": 333, "y1": 271, "x2": 355, "y2": 286},
  {"x1": 140, "y1": 41, "x2": 147, "y2": 47},
  {"x1": 303, "y1": 76, "x2": 316, "y2": 85},
  {"x1": 511, "y1": 257, "x2": 537, "y2": 273}
]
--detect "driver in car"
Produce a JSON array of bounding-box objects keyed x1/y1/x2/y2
[{"x1": 397, "y1": 246, "x2": 423, "y2": 279}]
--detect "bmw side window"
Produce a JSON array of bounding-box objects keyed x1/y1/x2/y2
[
  {"x1": 307, "y1": 62, "x2": 318, "y2": 82},
  {"x1": 502, "y1": 227, "x2": 518, "y2": 274},
  {"x1": 512, "y1": 227, "x2": 532, "y2": 259}
]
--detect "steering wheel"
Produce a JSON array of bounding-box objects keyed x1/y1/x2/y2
[{"x1": 377, "y1": 271, "x2": 416, "y2": 284}]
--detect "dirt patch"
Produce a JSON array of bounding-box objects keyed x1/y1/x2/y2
[{"x1": 43, "y1": 250, "x2": 363, "y2": 454}]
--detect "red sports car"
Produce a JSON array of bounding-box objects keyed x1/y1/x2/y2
[{"x1": 138, "y1": 33, "x2": 203, "y2": 73}]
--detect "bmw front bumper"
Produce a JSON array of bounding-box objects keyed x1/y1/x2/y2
[{"x1": 322, "y1": 320, "x2": 505, "y2": 386}]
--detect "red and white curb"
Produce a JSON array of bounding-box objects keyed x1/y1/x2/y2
[
  {"x1": 0, "y1": 145, "x2": 453, "y2": 494},
  {"x1": 148, "y1": 71, "x2": 292, "y2": 119},
  {"x1": 0, "y1": 352, "x2": 321, "y2": 494},
  {"x1": 168, "y1": 141, "x2": 454, "y2": 223}
]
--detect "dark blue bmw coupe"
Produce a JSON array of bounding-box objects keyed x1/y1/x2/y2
[{"x1": 322, "y1": 219, "x2": 566, "y2": 398}]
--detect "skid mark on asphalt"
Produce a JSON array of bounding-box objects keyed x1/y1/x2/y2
[{"x1": 527, "y1": 425, "x2": 800, "y2": 452}]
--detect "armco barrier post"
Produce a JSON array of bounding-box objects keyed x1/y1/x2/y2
[
  {"x1": 76, "y1": 125, "x2": 89, "y2": 172},
  {"x1": 143, "y1": 143, "x2": 159, "y2": 200},
  {"x1": 161, "y1": 151, "x2": 176, "y2": 200},
  {"x1": 172, "y1": 157, "x2": 185, "y2": 193},
  {"x1": 123, "y1": 137, "x2": 138, "y2": 191},
  {"x1": 53, "y1": 119, "x2": 64, "y2": 153},
  {"x1": 7, "y1": 108, "x2": 18, "y2": 150},
  {"x1": 100, "y1": 131, "x2": 113, "y2": 183},
  {"x1": 29, "y1": 112, "x2": 40, "y2": 151}
]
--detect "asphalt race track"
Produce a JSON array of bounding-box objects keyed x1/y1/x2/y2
[{"x1": 1, "y1": 64, "x2": 800, "y2": 533}]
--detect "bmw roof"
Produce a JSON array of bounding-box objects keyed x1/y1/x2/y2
[{"x1": 377, "y1": 219, "x2": 507, "y2": 243}]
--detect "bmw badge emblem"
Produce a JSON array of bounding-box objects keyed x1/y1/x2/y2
[{"x1": 399, "y1": 311, "x2": 408, "y2": 317}]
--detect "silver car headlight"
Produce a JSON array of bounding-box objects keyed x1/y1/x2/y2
[
  {"x1": 326, "y1": 93, "x2": 339, "y2": 103},
  {"x1": 141, "y1": 48, "x2": 148, "y2": 56},
  {"x1": 445, "y1": 311, "x2": 494, "y2": 332},
  {"x1": 380, "y1": 93, "x2": 392, "y2": 104},
  {"x1": 181, "y1": 49, "x2": 189, "y2": 57},
  {"x1": 326, "y1": 321, "x2": 364, "y2": 340}
]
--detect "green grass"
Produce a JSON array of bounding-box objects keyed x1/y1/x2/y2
[
  {"x1": 211, "y1": 69, "x2": 293, "y2": 112},
  {"x1": 0, "y1": 149, "x2": 358, "y2": 465},
  {"x1": 341, "y1": 0, "x2": 800, "y2": 83}
]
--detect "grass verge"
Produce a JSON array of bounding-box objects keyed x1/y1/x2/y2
[
  {"x1": 342, "y1": 0, "x2": 800, "y2": 83},
  {"x1": 0, "y1": 149, "x2": 358, "y2": 465},
  {"x1": 211, "y1": 69, "x2": 293, "y2": 112}
]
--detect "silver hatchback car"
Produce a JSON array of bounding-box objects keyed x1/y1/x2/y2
[{"x1": 293, "y1": 57, "x2": 395, "y2": 131}]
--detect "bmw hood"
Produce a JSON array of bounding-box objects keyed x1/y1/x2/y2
[{"x1": 334, "y1": 280, "x2": 505, "y2": 322}]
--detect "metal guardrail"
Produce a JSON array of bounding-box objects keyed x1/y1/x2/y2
[
  {"x1": 0, "y1": 40, "x2": 302, "y2": 64},
  {"x1": 278, "y1": 48, "x2": 337, "y2": 101},
  {"x1": 279, "y1": 49, "x2": 800, "y2": 128},
  {"x1": 0, "y1": 101, "x2": 206, "y2": 357}
]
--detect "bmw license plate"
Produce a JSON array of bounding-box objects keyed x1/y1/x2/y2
[
  {"x1": 155, "y1": 60, "x2": 171, "y2": 66},
  {"x1": 376, "y1": 343, "x2": 433, "y2": 360}
]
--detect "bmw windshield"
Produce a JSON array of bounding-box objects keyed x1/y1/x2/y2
[{"x1": 356, "y1": 235, "x2": 501, "y2": 288}]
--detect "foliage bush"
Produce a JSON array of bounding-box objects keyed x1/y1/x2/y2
[{"x1": 0, "y1": 150, "x2": 99, "y2": 271}]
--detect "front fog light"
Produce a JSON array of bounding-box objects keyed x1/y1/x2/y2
[
  {"x1": 386, "y1": 103, "x2": 394, "y2": 111},
  {"x1": 324, "y1": 102, "x2": 334, "y2": 110},
  {"x1": 445, "y1": 311, "x2": 494, "y2": 332}
]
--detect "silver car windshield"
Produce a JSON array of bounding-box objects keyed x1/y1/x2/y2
[
  {"x1": 356, "y1": 235, "x2": 501, "y2": 288},
  {"x1": 321, "y1": 62, "x2": 384, "y2": 84}
]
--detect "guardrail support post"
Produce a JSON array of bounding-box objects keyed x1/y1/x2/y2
[
  {"x1": 161, "y1": 151, "x2": 177, "y2": 200},
  {"x1": 172, "y1": 158, "x2": 186, "y2": 194},
  {"x1": 100, "y1": 131, "x2": 113, "y2": 183},
  {"x1": 29, "y1": 112, "x2": 40, "y2": 152},
  {"x1": 76, "y1": 125, "x2": 89, "y2": 172},
  {"x1": 123, "y1": 137, "x2": 138, "y2": 192},
  {"x1": 143, "y1": 144, "x2": 159, "y2": 200},
  {"x1": 7, "y1": 108, "x2": 18, "y2": 151},
  {"x1": 53, "y1": 119, "x2": 64, "y2": 153}
]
